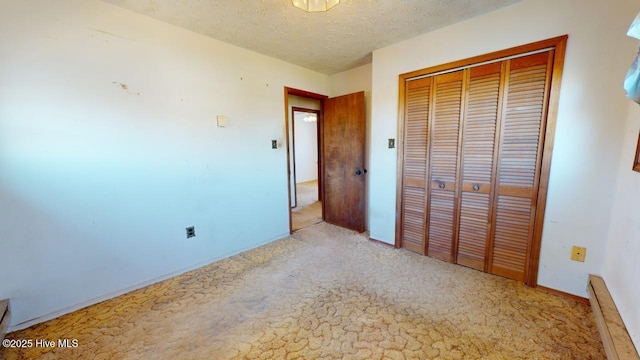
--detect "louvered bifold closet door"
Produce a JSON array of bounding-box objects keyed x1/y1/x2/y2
[
  {"x1": 455, "y1": 63, "x2": 503, "y2": 271},
  {"x1": 427, "y1": 71, "x2": 464, "y2": 262},
  {"x1": 490, "y1": 52, "x2": 552, "y2": 281},
  {"x1": 400, "y1": 78, "x2": 432, "y2": 254}
]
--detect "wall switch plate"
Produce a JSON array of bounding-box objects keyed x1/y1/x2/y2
[
  {"x1": 186, "y1": 226, "x2": 195, "y2": 238},
  {"x1": 570, "y1": 246, "x2": 586, "y2": 262},
  {"x1": 216, "y1": 115, "x2": 227, "y2": 127},
  {"x1": 388, "y1": 138, "x2": 395, "y2": 149},
  {"x1": 272, "y1": 140, "x2": 278, "y2": 149}
]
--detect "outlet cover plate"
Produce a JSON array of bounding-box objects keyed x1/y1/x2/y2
[{"x1": 571, "y1": 246, "x2": 586, "y2": 262}]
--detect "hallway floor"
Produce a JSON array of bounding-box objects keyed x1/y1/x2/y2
[{"x1": 292, "y1": 180, "x2": 322, "y2": 232}]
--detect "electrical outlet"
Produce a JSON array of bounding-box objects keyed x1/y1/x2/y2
[
  {"x1": 570, "y1": 246, "x2": 586, "y2": 262},
  {"x1": 186, "y1": 226, "x2": 195, "y2": 239}
]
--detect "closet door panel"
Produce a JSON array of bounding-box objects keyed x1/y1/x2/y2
[
  {"x1": 458, "y1": 192, "x2": 491, "y2": 270},
  {"x1": 456, "y1": 63, "x2": 502, "y2": 270},
  {"x1": 428, "y1": 71, "x2": 463, "y2": 262},
  {"x1": 491, "y1": 52, "x2": 550, "y2": 281},
  {"x1": 492, "y1": 196, "x2": 532, "y2": 281},
  {"x1": 401, "y1": 78, "x2": 431, "y2": 254}
]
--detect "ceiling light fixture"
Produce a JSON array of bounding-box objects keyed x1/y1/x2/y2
[
  {"x1": 292, "y1": 0, "x2": 339, "y2": 12},
  {"x1": 303, "y1": 114, "x2": 317, "y2": 122}
]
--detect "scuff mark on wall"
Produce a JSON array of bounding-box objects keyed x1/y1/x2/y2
[
  {"x1": 89, "y1": 28, "x2": 125, "y2": 39},
  {"x1": 112, "y1": 82, "x2": 140, "y2": 95},
  {"x1": 112, "y1": 81, "x2": 128, "y2": 90}
]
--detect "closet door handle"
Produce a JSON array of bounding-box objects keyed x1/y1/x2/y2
[
  {"x1": 473, "y1": 184, "x2": 480, "y2": 191},
  {"x1": 355, "y1": 169, "x2": 362, "y2": 176},
  {"x1": 438, "y1": 181, "x2": 446, "y2": 189}
]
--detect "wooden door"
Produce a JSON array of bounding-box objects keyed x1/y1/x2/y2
[
  {"x1": 396, "y1": 36, "x2": 567, "y2": 286},
  {"x1": 399, "y1": 78, "x2": 431, "y2": 254},
  {"x1": 455, "y1": 63, "x2": 503, "y2": 271},
  {"x1": 427, "y1": 71, "x2": 464, "y2": 262},
  {"x1": 489, "y1": 52, "x2": 553, "y2": 282},
  {"x1": 323, "y1": 91, "x2": 366, "y2": 232}
]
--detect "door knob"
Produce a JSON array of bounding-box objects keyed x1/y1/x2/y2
[
  {"x1": 355, "y1": 169, "x2": 362, "y2": 175},
  {"x1": 438, "y1": 181, "x2": 445, "y2": 189},
  {"x1": 473, "y1": 184, "x2": 480, "y2": 191}
]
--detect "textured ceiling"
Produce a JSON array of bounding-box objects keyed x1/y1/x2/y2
[{"x1": 103, "y1": 0, "x2": 522, "y2": 74}]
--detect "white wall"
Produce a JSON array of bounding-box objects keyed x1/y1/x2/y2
[
  {"x1": 603, "y1": 100, "x2": 640, "y2": 350},
  {"x1": 369, "y1": 0, "x2": 639, "y2": 299},
  {"x1": 0, "y1": 0, "x2": 328, "y2": 329},
  {"x1": 328, "y1": 64, "x2": 373, "y2": 229},
  {"x1": 293, "y1": 111, "x2": 318, "y2": 184}
]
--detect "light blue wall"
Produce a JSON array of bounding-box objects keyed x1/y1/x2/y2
[{"x1": 0, "y1": 0, "x2": 328, "y2": 328}]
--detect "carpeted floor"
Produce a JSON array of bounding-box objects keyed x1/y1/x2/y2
[
  {"x1": 1, "y1": 223, "x2": 605, "y2": 359},
  {"x1": 292, "y1": 180, "x2": 322, "y2": 232}
]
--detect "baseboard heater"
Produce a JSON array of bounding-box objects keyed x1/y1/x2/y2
[
  {"x1": 0, "y1": 299, "x2": 9, "y2": 341},
  {"x1": 587, "y1": 275, "x2": 639, "y2": 360}
]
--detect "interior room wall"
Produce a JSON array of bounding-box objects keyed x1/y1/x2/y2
[
  {"x1": 0, "y1": 0, "x2": 328, "y2": 329},
  {"x1": 328, "y1": 64, "x2": 373, "y2": 230},
  {"x1": 293, "y1": 111, "x2": 319, "y2": 184},
  {"x1": 369, "y1": 0, "x2": 639, "y2": 300},
  {"x1": 603, "y1": 100, "x2": 640, "y2": 350}
]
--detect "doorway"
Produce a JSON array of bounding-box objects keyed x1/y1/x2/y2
[
  {"x1": 290, "y1": 107, "x2": 322, "y2": 231},
  {"x1": 285, "y1": 88, "x2": 326, "y2": 234},
  {"x1": 284, "y1": 87, "x2": 366, "y2": 234}
]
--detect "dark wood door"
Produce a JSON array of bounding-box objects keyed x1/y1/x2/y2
[{"x1": 323, "y1": 91, "x2": 366, "y2": 232}]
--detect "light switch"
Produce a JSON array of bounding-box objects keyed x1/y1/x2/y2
[{"x1": 217, "y1": 115, "x2": 227, "y2": 127}]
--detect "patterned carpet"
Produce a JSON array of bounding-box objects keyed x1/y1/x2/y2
[{"x1": 1, "y1": 223, "x2": 605, "y2": 359}]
